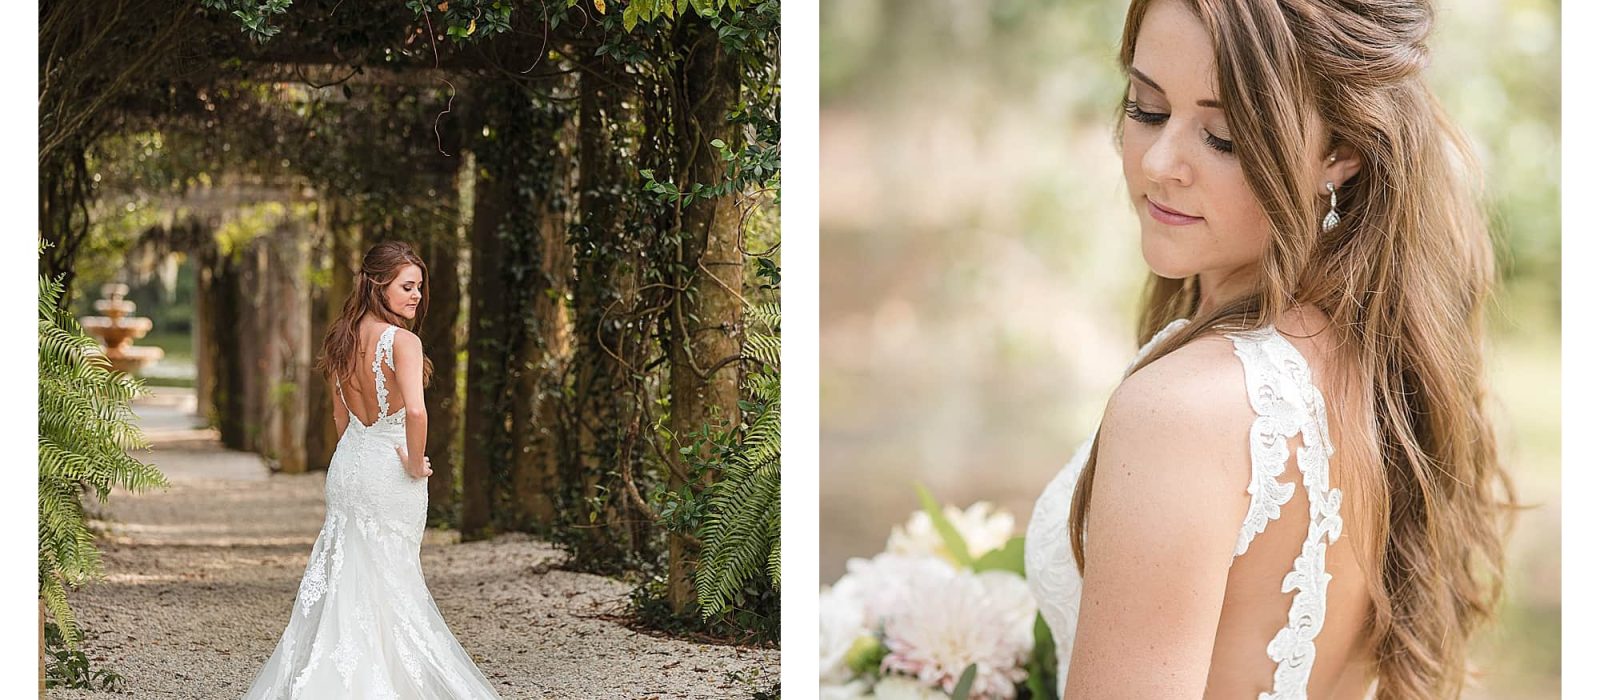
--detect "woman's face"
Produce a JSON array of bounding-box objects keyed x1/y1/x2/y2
[
  {"x1": 1119, "y1": 0, "x2": 1271, "y2": 300},
  {"x1": 383, "y1": 264, "x2": 423, "y2": 321}
]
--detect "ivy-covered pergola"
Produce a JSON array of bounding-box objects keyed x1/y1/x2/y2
[{"x1": 38, "y1": 0, "x2": 781, "y2": 661}]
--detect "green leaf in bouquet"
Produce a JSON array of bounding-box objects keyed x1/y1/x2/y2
[
  {"x1": 914, "y1": 482, "x2": 973, "y2": 567},
  {"x1": 844, "y1": 635, "x2": 887, "y2": 676},
  {"x1": 1024, "y1": 612, "x2": 1060, "y2": 699},
  {"x1": 950, "y1": 662, "x2": 979, "y2": 699},
  {"x1": 971, "y1": 535, "x2": 1026, "y2": 575}
]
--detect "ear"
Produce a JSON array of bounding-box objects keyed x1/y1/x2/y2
[{"x1": 1319, "y1": 142, "x2": 1362, "y2": 190}]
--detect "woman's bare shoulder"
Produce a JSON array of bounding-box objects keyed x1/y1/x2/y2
[
  {"x1": 390, "y1": 327, "x2": 423, "y2": 355},
  {"x1": 1108, "y1": 330, "x2": 1254, "y2": 435},
  {"x1": 1093, "y1": 330, "x2": 1257, "y2": 527},
  {"x1": 1071, "y1": 330, "x2": 1257, "y2": 673}
]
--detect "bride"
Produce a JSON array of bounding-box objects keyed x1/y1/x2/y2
[
  {"x1": 242, "y1": 241, "x2": 502, "y2": 699},
  {"x1": 1023, "y1": 0, "x2": 1516, "y2": 698}
]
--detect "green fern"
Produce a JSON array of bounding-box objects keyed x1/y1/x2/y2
[
  {"x1": 694, "y1": 302, "x2": 781, "y2": 618},
  {"x1": 37, "y1": 273, "x2": 167, "y2": 648}
]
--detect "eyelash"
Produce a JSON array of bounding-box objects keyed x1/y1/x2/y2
[{"x1": 1122, "y1": 98, "x2": 1235, "y2": 155}]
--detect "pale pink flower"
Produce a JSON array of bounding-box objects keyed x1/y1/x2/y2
[{"x1": 879, "y1": 570, "x2": 1036, "y2": 699}]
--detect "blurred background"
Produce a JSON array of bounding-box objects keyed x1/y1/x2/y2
[{"x1": 819, "y1": 0, "x2": 1559, "y2": 696}]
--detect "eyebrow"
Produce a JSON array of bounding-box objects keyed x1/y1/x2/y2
[{"x1": 1128, "y1": 66, "x2": 1224, "y2": 110}]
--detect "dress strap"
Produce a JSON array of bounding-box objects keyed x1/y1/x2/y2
[
  {"x1": 373, "y1": 325, "x2": 399, "y2": 416},
  {"x1": 1223, "y1": 326, "x2": 1345, "y2": 700},
  {"x1": 334, "y1": 376, "x2": 353, "y2": 417},
  {"x1": 1124, "y1": 318, "x2": 1191, "y2": 376}
]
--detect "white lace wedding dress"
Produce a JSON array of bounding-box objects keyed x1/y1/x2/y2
[
  {"x1": 243, "y1": 324, "x2": 503, "y2": 699},
  {"x1": 1023, "y1": 319, "x2": 1344, "y2": 699}
]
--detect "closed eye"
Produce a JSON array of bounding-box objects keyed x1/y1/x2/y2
[{"x1": 1122, "y1": 98, "x2": 1235, "y2": 155}]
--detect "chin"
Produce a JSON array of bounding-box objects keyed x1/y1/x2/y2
[{"x1": 1139, "y1": 228, "x2": 1200, "y2": 280}]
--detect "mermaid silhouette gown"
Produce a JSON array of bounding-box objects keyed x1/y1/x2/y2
[{"x1": 243, "y1": 324, "x2": 502, "y2": 699}]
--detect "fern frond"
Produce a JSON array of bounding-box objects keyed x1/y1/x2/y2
[
  {"x1": 36, "y1": 272, "x2": 167, "y2": 652},
  {"x1": 746, "y1": 301, "x2": 780, "y2": 331},
  {"x1": 695, "y1": 462, "x2": 780, "y2": 617},
  {"x1": 739, "y1": 405, "x2": 780, "y2": 469},
  {"x1": 690, "y1": 298, "x2": 782, "y2": 618},
  {"x1": 744, "y1": 333, "x2": 780, "y2": 368},
  {"x1": 40, "y1": 574, "x2": 81, "y2": 649},
  {"x1": 765, "y1": 493, "x2": 780, "y2": 589},
  {"x1": 742, "y1": 371, "x2": 779, "y2": 403}
]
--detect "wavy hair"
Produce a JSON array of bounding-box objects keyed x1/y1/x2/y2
[
  {"x1": 315, "y1": 240, "x2": 435, "y2": 390},
  {"x1": 1065, "y1": 1, "x2": 1519, "y2": 697}
]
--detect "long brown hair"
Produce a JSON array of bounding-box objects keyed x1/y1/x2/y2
[
  {"x1": 316, "y1": 240, "x2": 435, "y2": 390},
  {"x1": 1067, "y1": 1, "x2": 1519, "y2": 697}
]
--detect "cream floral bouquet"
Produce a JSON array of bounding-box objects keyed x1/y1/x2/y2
[{"x1": 820, "y1": 486, "x2": 1058, "y2": 699}]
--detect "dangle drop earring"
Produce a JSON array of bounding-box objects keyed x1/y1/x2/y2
[
  {"x1": 1321, "y1": 154, "x2": 1341, "y2": 232},
  {"x1": 1321, "y1": 182, "x2": 1340, "y2": 232}
]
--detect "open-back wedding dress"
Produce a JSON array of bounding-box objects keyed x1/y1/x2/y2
[
  {"x1": 1023, "y1": 318, "x2": 1345, "y2": 699},
  {"x1": 243, "y1": 324, "x2": 502, "y2": 699}
]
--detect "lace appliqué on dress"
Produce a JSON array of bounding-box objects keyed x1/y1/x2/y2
[
  {"x1": 373, "y1": 325, "x2": 398, "y2": 420},
  {"x1": 1224, "y1": 328, "x2": 1345, "y2": 700}
]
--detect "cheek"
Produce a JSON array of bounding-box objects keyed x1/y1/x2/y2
[
  {"x1": 1120, "y1": 130, "x2": 1151, "y2": 185},
  {"x1": 1209, "y1": 179, "x2": 1273, "y2": 257}
]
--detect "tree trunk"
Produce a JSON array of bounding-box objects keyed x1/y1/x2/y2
[
  {"x1": 237, "y1": 242, "x2": 266, "y2": 454},
  {"x1": 666, "y1": 19, "x2": 747, "y2": 615},
  {"x1": 566, "y1": 59, "x2": 644, "y2": 566},
  {"x1": 420, "y1": 209, "x2": 464, "y2": 525},
  {"x1": 509, "y1": 195, "x2": 573, "y2": 530},
  {"x1": 202, "y1": 245, "x2": 247, "y2": 448},
  {"x1": 462, "y1": 85, "x2": 518, "y2": 541},
  {"x1": 304, "y1": 208, "x2": 337, "y2": 472},
  {"x1": 500, "y1": 94, "x2": 573, "y2": 533},
  {"x1": 193, "y1": 234, "x2": 217, "y2": 427},
  {"x1": 265, "y1": 225, "x2": 310, "y2": 474}
]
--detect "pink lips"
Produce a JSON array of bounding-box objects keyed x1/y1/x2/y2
[{"x1": 1147, "y1": 196, "x2": 1203, "y2": 225}]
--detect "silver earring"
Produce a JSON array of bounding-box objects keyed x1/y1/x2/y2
[{"x1": 1321, "y1": 181, "x2": 1340, "y2": 232}]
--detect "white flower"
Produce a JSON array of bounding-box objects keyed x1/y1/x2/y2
[
  {"x1": 869, "y1": 675, "x2": 949, "y2": 700},
  {"x1": 887, "y1": 502, "x2": 1016, "y2": 564},
  {"x1": 879, "y1": 569, "x2": 1036, "y2": 699},
  {"x1": 835, "y1": 553, "x2": 962, "y2": 629},
  {"x1": 821, "y1": 678, "x2": 874, "y2": 700},
  {"x1": 824, "y1": 553, "x2": 963, "y2": 691},
  {"x1": 821, "y1": 584, "x2": 871, "y2": 684}
]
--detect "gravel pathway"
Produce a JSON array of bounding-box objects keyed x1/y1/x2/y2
[{"x1": 49, "y1": 387, "x2": 777, "y2": 699}]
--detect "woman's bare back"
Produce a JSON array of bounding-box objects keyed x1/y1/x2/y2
[
  {"x1": 339, "y1": 320, "x2": 409, "y2": 427},
  {"x1": 1205, "y1": 307, "x2": 1379, "y2": 698}
]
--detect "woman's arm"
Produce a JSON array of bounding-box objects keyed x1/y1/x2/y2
[
  {"x1": 1063, "y1": 336, "x2": 1253, "y2": 699},
  {"x1": 390, "y1": 329, "x2": 430, "y2": 478},
  {"x1": 330, "y1": 380, "x2": 349, "y2": 439}
]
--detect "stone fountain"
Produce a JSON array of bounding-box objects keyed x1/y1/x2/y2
[{"x1": 79, "y1": 283, "x2": 165, "y2": 375}]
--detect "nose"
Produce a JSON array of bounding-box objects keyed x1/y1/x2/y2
[{"x1": 1142, "y1": 123, "x2": 1194, "y2": 188}]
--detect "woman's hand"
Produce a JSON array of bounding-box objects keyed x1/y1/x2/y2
[{"x1": 394, "y1": 445, "x2": 433, "y2": 479}]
